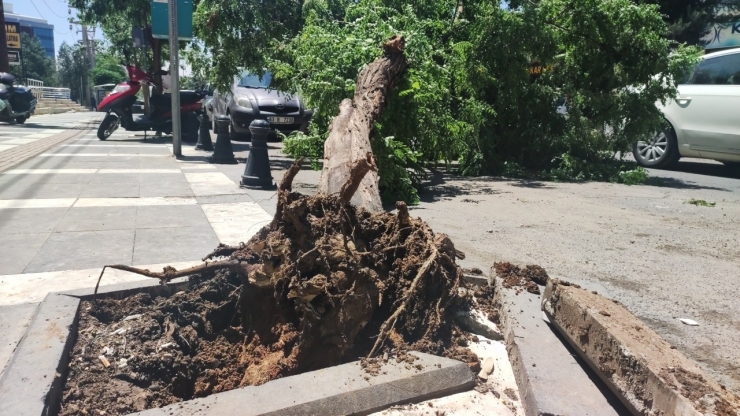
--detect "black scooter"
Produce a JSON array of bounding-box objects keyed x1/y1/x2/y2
[{"x1": 0, "y1": 72, "x2": 37, "y2": 124}]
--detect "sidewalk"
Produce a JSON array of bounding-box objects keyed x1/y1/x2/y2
[{"x1": 0, "y1": 116, "x2": 322, "y2": 305}]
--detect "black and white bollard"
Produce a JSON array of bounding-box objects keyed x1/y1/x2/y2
[
  {"x1": 195, "y1": 113, "x2": 214, "y2": 151},
  {"x1": 240, "y1": 119, "x2": 276, "y2": 189},
  {"x1": 209, "y1": 116, "x2": 237, "y2": 164}
]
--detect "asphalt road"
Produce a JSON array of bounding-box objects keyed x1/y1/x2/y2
[{"x1": 413, "y1": 157, "x2": 740, "y2": 395}]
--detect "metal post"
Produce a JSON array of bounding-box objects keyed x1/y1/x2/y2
[{"x1": 168, "y1": 0, "x2": 181, "y2": 157}]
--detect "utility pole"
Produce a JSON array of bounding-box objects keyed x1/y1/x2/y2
[
  {"x1": 70, "y1": 17, "x2": 96, "y2": 108},
  {"x1": 168, "y1": 0, "x2": 181, "y2": 157},
  {"x1": 0, "y1": 1, "x2": 9, "y2": 72},
  {"x1": 80, "y1": 24, "x2": 95, "y2": 69}
]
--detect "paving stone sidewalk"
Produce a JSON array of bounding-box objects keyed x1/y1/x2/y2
[{"x1": 0, "y1": 114, "x2": 321, "y2": 302}]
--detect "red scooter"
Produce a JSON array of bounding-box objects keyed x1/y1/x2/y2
[{"x1": 96, "y1": 65, "x2": 205, "y2": 140}]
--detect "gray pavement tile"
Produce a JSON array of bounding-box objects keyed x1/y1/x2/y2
[
  {"x1": 239, "y1": 187, "x2": 278, "y2": 205},
  {"x1": 196, "y1": 194, "x2": 256, "y2": 205},
  {"x1": 139, "y1": 173, "x2": 188, "y2": 185},
  {"x1": 61, "y1": 161, "x2": 144, "y2": 170},
  {"x1": 137, "y1": 159, "x2": 182, "y2": 169},
  {"x1": 0, "y1": 303, "x2": 38, "y2": 377},
  {"x1": 0, "y1": 208, "x2": 69, "y2": 234},
  {"x1": 23, "y1": 229, "x2": 135, "y2": 273},
  {"x1": 0, "y1": 182, "x2": 86, "y2": 199},
  {"x1": 256, "y1": 199, "x2": 277, "y2": 217},
  {"x1": 108, "y1": 147, "x2": 171, "y2": 155},
  {"x1": 0, "y1": 174, "x2": 94, "y2": 186},
  {"x1": 88, "y1": 173, "x2": 140, "y2": 184},
  {"x1": 133, "y1": 225, "x2": 219, "y2": 264},
  {"x1": 139, "y1": 181, "x2": 194, "y2": 197},
  {"x1": 135, "y1": 204, "x2": 208, "y2": 229},
  {"x1": 55, "y1": 206, "x2": 137, "y2": 232},
  {"x1": 79, "y1": 181, "x2": 140, "y2": 198},
  {"x1": 0, "y1": 233, "x2": 51, "y2": 275},
  {"x1": 7, "y1": 157, "x2": 69, "y2": 170}
]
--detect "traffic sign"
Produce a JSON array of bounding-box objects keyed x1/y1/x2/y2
[{"x1": 151, "y1": 0, "x2": 193, "y2": 41}]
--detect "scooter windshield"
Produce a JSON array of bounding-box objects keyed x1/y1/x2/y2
[{"x1": 127, "y1": 66, "x2": 150, "y2": 83}]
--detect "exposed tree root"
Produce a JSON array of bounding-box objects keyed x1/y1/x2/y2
[{"x1": 93, "y1": 132, "x2": 464, "y2": 389}]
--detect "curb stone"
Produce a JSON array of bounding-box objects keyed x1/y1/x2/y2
[
  {"x1": 0, "y1": 279, "x2": 475, "y2": 416},
  {"x1": 0, "y1": 293, "x2": 80, "y2": 416},
  {"x1": 541, "y1": 279, "x2": 740, "y2": 415},
  {"x1": 491, "y1": 265, "x2": 623, "y2": 416},
  {"x1": 130, "y1": 352, "x2": 474, "y2": 416}
]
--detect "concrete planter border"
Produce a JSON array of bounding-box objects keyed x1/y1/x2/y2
[{"x1": 0, "y1": 278, "x2": 474, "y2": 416}]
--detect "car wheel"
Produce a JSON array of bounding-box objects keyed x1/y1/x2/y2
[
  {"x1": 97, "y1": 114, "x2": 119, "y2": 140},
  {"x1": 15, "y1": 116, "x2": 27, "y2": 124},
  {"x1": 633, "y1": 125, "x2": 680, "y2": 169},
  {"x1": 721, "y1": 161, "x2": 740, "y2": 169}
]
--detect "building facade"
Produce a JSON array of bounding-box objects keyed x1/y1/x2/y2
[{"x1": 3, "y1": 3, "x2": 55, "y2": 59}]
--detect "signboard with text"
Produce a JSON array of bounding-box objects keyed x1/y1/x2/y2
[
  {"x1": 8, "y1": 50, "x2": 21, "y2": 66},
  {"x1": 5, "y1": 22, "x2": 22, "y2": 49}
]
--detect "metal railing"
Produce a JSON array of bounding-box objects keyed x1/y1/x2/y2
[
  {"x1": 38, "y1": 87, "x2": 71, "y2": 100},
  {"x1": 24, "y1": 79, "x2": 44, "y2": 99},
  {"x1": 22, "y1": 79, "x2": 72, "y2": 101}
]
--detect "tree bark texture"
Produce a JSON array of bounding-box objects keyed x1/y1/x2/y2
[{"x1": 318, "y1": 35, "x2": 408, "y2": 212}]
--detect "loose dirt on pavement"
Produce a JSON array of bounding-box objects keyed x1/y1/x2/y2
[
  {"x1": 415, "y1": 172, "x2": 740, "y2": 395},
  {"x1": 494, "y1": 262, "x2": 547, "y2": 295}
]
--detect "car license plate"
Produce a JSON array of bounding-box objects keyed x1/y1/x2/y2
[{"x1": 267, "y1": 116, "x2": 294, "y2": 124}]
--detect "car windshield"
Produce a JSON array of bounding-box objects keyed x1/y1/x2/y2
[{"x1": 238, "y1": 71, "x2": 272, "y2": 88}]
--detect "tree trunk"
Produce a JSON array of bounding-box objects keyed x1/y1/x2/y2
[
  {"x1": 318, "y1": 35, "x2": 408, "y2": 212},
  {"x1": 152, "y1": 38, "x2": 163, "y2": 95}
]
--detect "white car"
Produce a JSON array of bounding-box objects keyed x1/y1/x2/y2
[{"x1": 633, "y1": 48, "x2": 740, "y2": 168}]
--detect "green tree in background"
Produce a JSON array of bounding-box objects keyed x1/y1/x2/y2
[
  {"x1": 266, "y1": 0, "x2": 699, "y2": 202},
  {"x1": 21, "y1": 33, "x2": 56, "y2": 86},
  {"x1": 68, "y1": 0, "x2": 168, "y2": 92},
  {"x1": 58, "y1": 41, "x2": 92, "y2": 102},
  {"x1": 91, "y1": 52, "x2": 126, "y2": 86},
  {"x1": 182, "y1": 0, "x2": 700, "y2": 202}
]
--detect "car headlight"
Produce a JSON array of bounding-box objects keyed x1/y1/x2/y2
[{"x1": 234, "y1": 94, "x2": 253, "y2": 109}]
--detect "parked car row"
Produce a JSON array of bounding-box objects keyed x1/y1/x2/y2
[{"x1": 633, "y1": 48, "x2": 740, "y2": 169}]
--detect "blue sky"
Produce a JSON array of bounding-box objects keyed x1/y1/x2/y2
[{"x1": 5, "y1": 0, "x2": 102, "y2": 57}]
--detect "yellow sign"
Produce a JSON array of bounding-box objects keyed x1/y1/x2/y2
[{"x1": 5, "y1": 23, "x2": 21, "y2": 49}]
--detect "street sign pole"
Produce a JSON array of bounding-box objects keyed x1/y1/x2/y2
[{"x1": 168, "y1": 0, "x2": 182, "y2": 158}]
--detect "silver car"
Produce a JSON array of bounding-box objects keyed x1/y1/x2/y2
[{"x1": 633, "y1": 48, "x2": 740, "y2": 168}]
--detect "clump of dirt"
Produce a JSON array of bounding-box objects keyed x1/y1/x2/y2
[
  {"x1": 60, "y1": 160, "x2": 493, "y2": 416},
  {"x1": 494, "y1": 262, "x2": 544, "y2": 295},
  {"x1": 660, "y1": 367, "x2": 736, "y2": 415},
  {"x1": 522, "y1": 264, "x2": 549, "y2": 286},
  {"x1": 470, "y1": 284, "x2": 499, "y2": 324}
]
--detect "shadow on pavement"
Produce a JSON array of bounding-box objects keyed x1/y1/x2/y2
[
  {"x1": 665, "y1": 161, "x2": 740, "y2": 180},
  {"x1": 14, "y1": 122, "x2": 99, "y2": 130},
  {"x1": 418, "y1": 170, "x2": 514, "y2": 203},
  {"x1": 645, "y1": 161, "x2": 740, "y2": 191},
  {"x1": 646, "y1": 177, "x2": 730, "y2": 192},
  {"x1": 268, "y1": 158, "x2": 315, "y2": 171}
]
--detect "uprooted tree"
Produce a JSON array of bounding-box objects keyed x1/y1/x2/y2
[{"x1": 95, "y1": 38, "x2": 474, "y2": 385}]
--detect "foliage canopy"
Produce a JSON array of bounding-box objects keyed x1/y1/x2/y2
[
  {"x1": 74, "y1": 0, "x2": 704, "y2": 203},
  {"x1": 20, "y1": 34, "x2": 56, "y2": 86}
]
